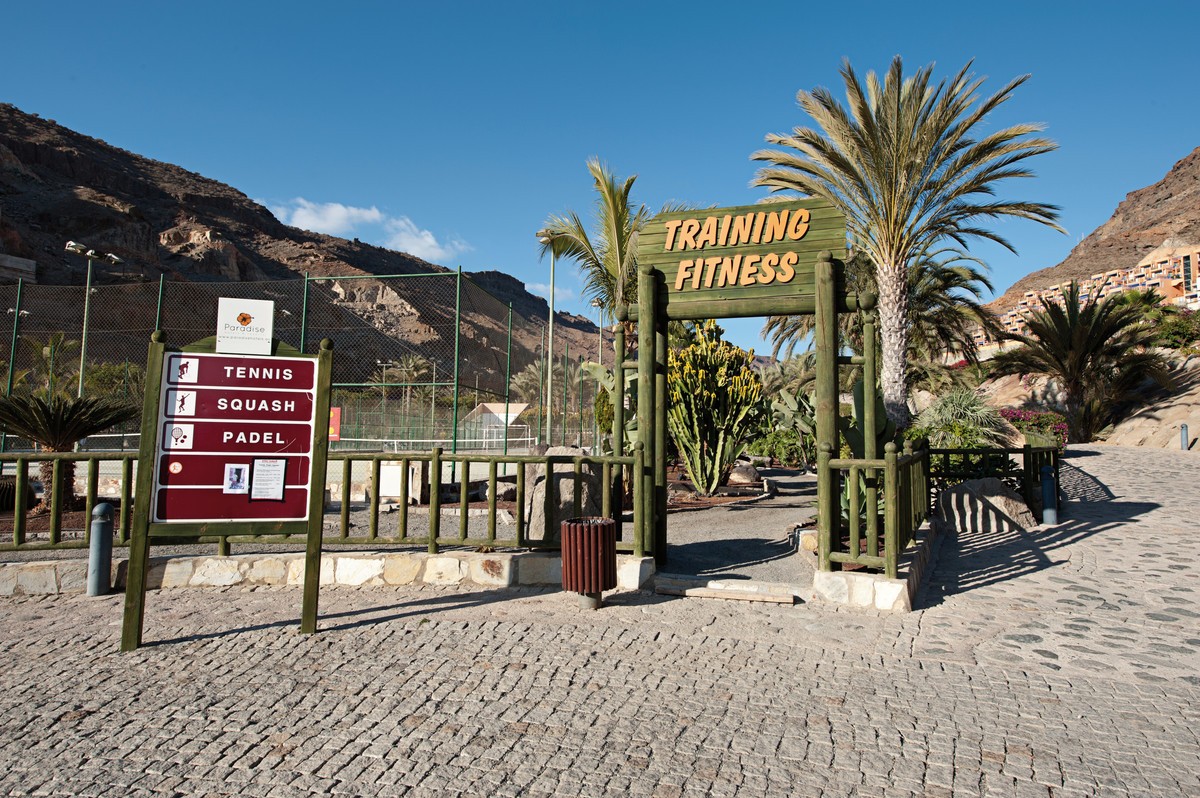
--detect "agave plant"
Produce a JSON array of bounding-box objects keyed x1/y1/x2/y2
[{"x1": 0, "y1": 393, "x2": 138, "y2": 514}]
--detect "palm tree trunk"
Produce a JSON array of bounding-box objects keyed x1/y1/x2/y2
[{"x1": 877, "y1": 261, "x2": 912, "y2": 428}]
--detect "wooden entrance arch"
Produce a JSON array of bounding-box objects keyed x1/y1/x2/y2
[{"x1": 612, "y1": 199, "x2": 880, "y2": 569}]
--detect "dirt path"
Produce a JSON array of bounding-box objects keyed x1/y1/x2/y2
[{"x1": 662, "y1": 467, "x2": 817, "y2": 585}]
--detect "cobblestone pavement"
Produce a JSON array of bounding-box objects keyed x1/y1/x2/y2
[{"x1": 1, "y1": 445, "x2": 1198, "y2": 797}]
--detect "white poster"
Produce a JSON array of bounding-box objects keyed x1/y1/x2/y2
[
  {"x1": 251, "y1": 458, "x2": 287, "y2": 501},
  {"x1": 216, "y1": 297, "x2": 275, "y2": 355}
]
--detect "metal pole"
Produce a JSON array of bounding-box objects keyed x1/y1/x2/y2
[
  {"x1": 1041, "y1": 465, "x2": 1058, "y2": 525},
  {"x1": 77, "y1": 255, "x2": 94, "y2": 398},
  {"x1": 503, "y1": 303, "x2": 512, "y2": 470},
  {"x1": 561, "y1": 344, "x2": 569, "y2": 447},
  {"x1": 546, "y1": 249, "x2": 555, "y2": 447},
  {"x1": 154, "y1": 274, "x2": 165, "y2": 331},
  {"x1": 450, "y1": 267, "x2": 463, "y2": 481},
  {"x1": 2, "y1": 278, "x2": 23, "y2": 458},
  {"x1": 430, "y1": 363, "x2": 436, "y2": 444},
  {"x1": 300, "y1": 271, "x2": 310, "y2": 352},
  {"x1": 87, "y1": 502, "x2": 114, "y2": 596},
  {"x1": 578, "y1": 355, "x2": 584, "y2": 448}
]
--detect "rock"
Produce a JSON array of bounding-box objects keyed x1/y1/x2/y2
[
  {"x1": 934, "y1": 477, "x2": 1037, "y2": 535},
  {"x1": 726, "y1": 462, "x2": 760, "y2": 486},
  {"x1": 524, "y1": 446, "x2": 602, "y2": 544},
  {"x1": 487, "y1": 479, "x2": 517, "y2": 502}
]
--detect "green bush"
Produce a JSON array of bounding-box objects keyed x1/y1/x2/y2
[
  {"x1": 747, "y1": 428, "x2": 813, "y2": 469},
  {"x1": 907, "y1": 390, "x2": 1011, "y2": 449},
  {"x1": 1158, "y1": 310, "x2": 1200, "y2": 349}
]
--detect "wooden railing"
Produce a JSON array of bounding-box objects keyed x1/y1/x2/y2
[
  {"x1": 1, "y1": 453, "x2": 137, "y2": 549},
  {"x1": 819, "y1": 441, "x2": 931, "y2": 578},
  {"x1": 0, "y1": 447, "x2": 646, "y2": 556},
  {"x1": 927, "y1": 444, "x2": 1060, "y2": 513}
]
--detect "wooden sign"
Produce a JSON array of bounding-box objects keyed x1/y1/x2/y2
[
  {"x1": 153, "y1": 353, "x2": 318, "y2": 524},
  {"x1": 635, "y1": 198, "x2": 845, "y2": 320},
  {"x1": 121, "y1": 334, "x2": 333, "y2": 651}
]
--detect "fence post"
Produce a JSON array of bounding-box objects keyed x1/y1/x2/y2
[
  {"x1": 884, "y1": 442, "x2": 899, "y2": 579},
  {"x1": 87, "y1": 502, "x2": 114, "y2": 596},
  {"x1": 1183, "y1": 423, "x2": 1190, "y2": 451},
  {"x1": 429, "y1": 447, "x2": 442, "y2": 553},
  {"x1": 817, "y1": 443, "x2": 834, "y2": 571},
  {"x1": 632, "y1": 442, "x2": 644, "y2": 558}
]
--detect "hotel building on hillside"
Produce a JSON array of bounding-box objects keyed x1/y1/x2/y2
[{"x1": 974, "y1": 241, "x2": 1200, "y2": 354}]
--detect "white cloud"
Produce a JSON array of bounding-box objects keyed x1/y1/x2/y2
[
  {"x1": 277, "y1": 198, "x2": 383, "y2": 236},
  {"x1": 270, "y1": 197, "x2": 470, "y2": 263},
  {"x1": 383, "y1": 217, "x2": 471, "y2": 263},
  {"x1": 528, "y1": 283, "x2": 575, "y2": 303}
]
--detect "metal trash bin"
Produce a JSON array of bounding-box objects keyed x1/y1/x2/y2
[{"x1": 560, "y1": 516, "x2": 617, "y2": 609}]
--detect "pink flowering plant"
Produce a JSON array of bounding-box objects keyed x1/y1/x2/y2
[{"x1": 1000, "y1": 408, "x2": 1068, "y2": 448}]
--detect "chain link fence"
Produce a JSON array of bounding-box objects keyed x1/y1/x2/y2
[{"x1": 0, "y1": 272, "x2": 600, "y2": 456}]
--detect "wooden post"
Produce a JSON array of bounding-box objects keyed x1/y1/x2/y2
[
  {"x1": 121, "y1": 332, "x2": 168, "y2": 652},
  {"x1": 429, "y1": 447, "x2": 442, "y2": 553},
  {"x1": 884, "y1": 442, "x2": 899, "y2": 579},
  {"x1": 637, "y1": 261, "x2": 655, "y2": 560},
  {"x1": 654, "y1": 304, "x2": 668, "y2": 566},
  {"x1": 814, "y1": 252, "x2": 840, "y2": 571},
  {"x1": 300, "y1": 338, "x2": 334, "y2": 634},
  {"x1": 863, "y1": 310, "x2": 879, "y2": 558}
]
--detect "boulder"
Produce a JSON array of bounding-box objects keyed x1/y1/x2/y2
[
  {"x1": 726, "y1": 462, "x2": 761, "y2": 486},
  {"x1": 524, "y1": 446, "x2": 603, "y2": 545},
  {"x1": 934, "y1": 477, "x2": 1037, "y2": 535}
]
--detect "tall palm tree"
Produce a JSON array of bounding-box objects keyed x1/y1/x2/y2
[
  {"x1": 393, "y1": 355, "x2": 430, "y2": 417},
  {"x1": 752, "y1": 56, "x2": 1063, "y2": 426},
  {"x1": 988, "y1": 282, "x2": 1172, "y2": 441},
  {"x1": 0, "y1": 393, "x2": 138, "y2": 514}
]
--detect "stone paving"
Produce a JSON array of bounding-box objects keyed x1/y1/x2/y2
[{"x1": 1, "y1": 445, "x2": 1199, "y2": 796}]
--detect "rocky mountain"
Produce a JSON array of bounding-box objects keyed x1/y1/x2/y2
[
  {"x1": 0, "y1": 102, "x2": 600, "y2": 371},
  {"x1": 990, "y1": 146, "x2": 1200, "y2": 311}
]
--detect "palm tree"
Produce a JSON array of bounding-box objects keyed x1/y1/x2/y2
[
  {"x1": 0, "y1": 393, "x2": 138, "y2": 514},
  {"x1": 538, "y1": 159, "x2": 647, "y2": 315},
  {"x1": 987, "y1": 282, "x2": 1172, "y2": 441},
  {"x1": 393, "y1": 355, "x2": 430, "y2": 417},
  {"x1": 752, "y1": 56, "x2": 1063, "y2": 426},
  {"x1": 764, "y1": 248, "x2": 998, "y2": 395}
]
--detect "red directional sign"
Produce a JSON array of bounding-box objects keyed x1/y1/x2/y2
[{"x1": 151, "y1": 352, "x2": 319, "y2": 524}]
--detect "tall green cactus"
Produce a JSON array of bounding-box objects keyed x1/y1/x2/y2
[{"x1": 666, "y1": 321, "x2": 763, "y2": 495}]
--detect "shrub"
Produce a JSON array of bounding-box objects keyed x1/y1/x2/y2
[
  {"x1": 747, "y1": 428, "x2": 813, "y2": 469},
  {"x1": 907, "y1": 390, "x2": 1011, "y2": 449},
  {"x1": 1158, "y1": 310, "x2": 1200, "y2": 350}
]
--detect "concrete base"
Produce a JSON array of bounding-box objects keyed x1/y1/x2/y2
[
  {"x1": 809, "y1": 520, "x2": 944, "y2": 613},
  {"x1": 654, "y1": 573, "x2": 804, "y2": 604},
  {"x1": 0, "y1": 552, "x2": 656, "y2": 596}
]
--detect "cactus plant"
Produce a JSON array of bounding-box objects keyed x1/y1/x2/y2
[
  {"x1": 666, "y1": 321, "x2": 763, "y2": 495},
  {"x1": 840, "y1": 379, "x2": 896, "y2": 459}
]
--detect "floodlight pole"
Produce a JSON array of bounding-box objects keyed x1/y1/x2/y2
[{"x1": 537, "y1": 231, "x2": 556, "y2": 448}]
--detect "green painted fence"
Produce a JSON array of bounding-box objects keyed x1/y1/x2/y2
[{"x1": 0, "y1": 447, "x2": 645, "y2": 556}]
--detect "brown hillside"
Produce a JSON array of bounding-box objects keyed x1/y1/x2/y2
[
  {"x1": 990, "y1": 146, "x2": 1200, "y2": 311},
  {"x1": 0, "y1": 103, "x2": 600, "y2": 374}
]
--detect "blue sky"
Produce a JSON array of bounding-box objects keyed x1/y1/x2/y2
[{"x1": 5, "y1": 1, "x2": 1197, "y2": 352}]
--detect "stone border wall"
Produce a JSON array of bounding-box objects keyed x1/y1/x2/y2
[
  {"x1": 809, "y1": 520, "x2": 945, "y2": 612},
  {"x1": 0, "y1": 551, "x2": 656, "y2": 597}
]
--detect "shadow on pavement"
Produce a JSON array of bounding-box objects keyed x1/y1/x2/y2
[{"x1": 917, "y1": 500, "x2": 1160, "y2": 609}]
